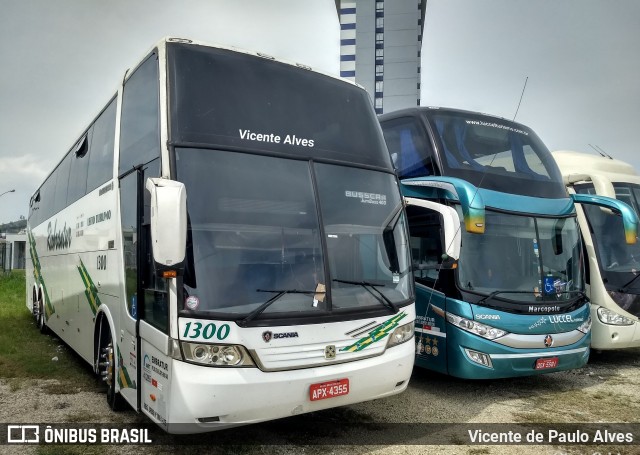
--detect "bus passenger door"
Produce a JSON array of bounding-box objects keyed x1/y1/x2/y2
[
  {"x1": 405, "y1": 198, "x2": 461, "y2": 375},
  {"x1": 118, "y1": 168, "x2": 143, "y2": 409},
  {"x1": 119, "y1": 161, "x2": 170, "y2": 425}
]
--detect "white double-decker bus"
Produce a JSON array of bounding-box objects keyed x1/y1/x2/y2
[
  {"x1": 553, "y1": 151, "x2": 640, "y2": 349},
  {"x1": 26, "y1": 38, "x2": 416, "y2": 433}
]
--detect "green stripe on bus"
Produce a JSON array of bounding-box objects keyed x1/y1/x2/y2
[
  {"x1": 28, "y1": 230, "x2": 55, "y2": 319},
  {"x1": 341, "y1": 312, "x2": 408, "y2": 353},
  {"x1": 77, "y1": 258, "x2": 101, "y2": 316},
  {"x1": 117, "y1": 346, "x2": 137, "y2": 390}
]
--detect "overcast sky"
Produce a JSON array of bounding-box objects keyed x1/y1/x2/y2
[
  {"x1": 421, "y1": 0, "x2": 640, "y2": 168},
  {"x1": 1, "y1": 0, "x2": 639, "y2": 224}
]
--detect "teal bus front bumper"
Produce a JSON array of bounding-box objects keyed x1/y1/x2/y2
[{"x1": 441, "y1": 325, "x2": 590, "y2": 379}]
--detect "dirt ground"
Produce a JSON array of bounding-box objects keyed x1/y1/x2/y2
[{"x1": 1, "y1": 346, "x2": 639, "y2": 455}]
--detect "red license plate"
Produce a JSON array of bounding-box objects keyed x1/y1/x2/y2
[
  {"x1": 535, "y1": 357, "x2": 559, "y2": 370},
  {"x1": 309, "y1": 378, "x2": 350, "y2": 401}
]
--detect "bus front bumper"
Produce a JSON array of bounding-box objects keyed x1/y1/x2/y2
[
  {"x1": 444, "y1": 327, "x2": 590, "y2": 379},
  {"x1": 164, "y1": 341, "x2": 413, "y2": 433}
]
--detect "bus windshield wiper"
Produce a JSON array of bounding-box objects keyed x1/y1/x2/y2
[
  {"x1": 332, "y1": 279, "x2": 397, "y2": 313},
  {"x1": 618, "y1": 272, "x2": 640, "y2": 294},
  {"x1": 238, "y1": 289, "x2": 324, "y2": 326}
]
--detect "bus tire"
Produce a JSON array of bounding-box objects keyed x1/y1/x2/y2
[
  {"x1": 36, "y1": 294, "x2": 47, "y2": 334},
  {"x1": 99, "y1": 327, "x2": 127, "y2": 411},
  {"x1": 31, "y1": 289, "x2": 38, "y2": 320}
]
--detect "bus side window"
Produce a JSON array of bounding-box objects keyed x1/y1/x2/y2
[
  {"x1": 87, "y1": 99, "x2": 116, "y2": 193},
  {"x1": 29, "y1": 191, "x2": 41, "y2": 228},
  {"x1": 381, "y1": 117, "x2": 436, "y2": 179},
  {"x1": 39, "y1": 173, "x2": 56, "y2": 223},
  {"x1": 52, "y1": 153, "x2": 72, "y2": 214},
  {"x1": 119, "y1": 52, "x2": 163, "y2": 332},
  {"x1": 119, "y1": 54, "x2": 160, "y2": 175},
  {"x1": 406, "y1": 205, "x2": 445, "y2": 291},
  {"x1": 67, "y1": 133, "x2": 91, "y2": 204}
]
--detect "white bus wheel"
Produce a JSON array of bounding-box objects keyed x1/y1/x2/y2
[
  {"x1": 36, "y1": 297, "x2": 47, "y2": 334},
  {"x1": 99, "y1": 328, "x2": 127, "y2": 411},
  {"x1": 31, "y1": 291, "x2": 38, "y2": 320}
]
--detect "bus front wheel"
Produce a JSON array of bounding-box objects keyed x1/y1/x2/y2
[{"x1": 99, "y1": 328, "x2": 127, "y2": 411}]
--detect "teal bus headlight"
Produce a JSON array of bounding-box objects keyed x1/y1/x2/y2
[
  {"x1": 445, "y1": 313, "x2": 508, "y2": 340},
  {"x1": 576, "y1": 316, "x2": 592, "y2": 334}
]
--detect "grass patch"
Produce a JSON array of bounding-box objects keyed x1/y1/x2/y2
[
  {"x1": 42, "y1": 382, "x2": 91, "y2": 395},
  {"x1": 0, "y1": 271, "x2": 98, "y2": 391}
]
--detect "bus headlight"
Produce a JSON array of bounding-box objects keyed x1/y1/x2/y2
[
  {"x1": 597, "y1": 307, "x2": 635, "y2": 326},
  {"x1": 181, "y1": 342, "x2": 256, "y2": 367},
  {"x1": 576, "y1": 316, "x2": 592, "y2": 334},
  {"x1": 386, "y1": 322, "x2": 414, "y2": 348},
  {"x1": 445, "y1": 313, "x2": 507, "y2": 340}
]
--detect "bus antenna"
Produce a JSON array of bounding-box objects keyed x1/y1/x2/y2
[
  {"x1": 595, "y1": 144, "x2": 613, "y2": 160},
  {"x1": 512, "y1": 76, "x2": 528, "y2": 121},
  {"x1": 588, "y1": 143, "x2": 606, "y2": 157}
]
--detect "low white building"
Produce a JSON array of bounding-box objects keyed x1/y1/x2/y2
[{"x1": 1, "y1": 231, "x2": 26, "y2": 271}]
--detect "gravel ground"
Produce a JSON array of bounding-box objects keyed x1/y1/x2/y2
[{"x1": 1, "y1": 346, "x2": 639, "y2": 455}]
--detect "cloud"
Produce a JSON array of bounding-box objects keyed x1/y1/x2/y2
[
  {"x1": 0, "y1": 155, "x2": 50, "y2": 222},
  {"x1": 0, "y1": 155, "x2": 49, "y2": 183}
]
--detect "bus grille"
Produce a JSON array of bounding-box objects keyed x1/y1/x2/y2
[{"x1": 250, "y1": 338, "x2": 387, "y2": 372}]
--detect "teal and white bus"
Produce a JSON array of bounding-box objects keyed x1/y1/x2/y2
[
  {"x1": 554, "y1": 151, "x2": 640, "y2": 350},
  {"x1": 379, "y1": 107, "x2": 637, "y2": 379},
  {"x1": 26, "y1": 38, "x2": 416, "y2": 432}
]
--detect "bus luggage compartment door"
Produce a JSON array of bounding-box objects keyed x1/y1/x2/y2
[{"x1": 414, "y1": 285, "x2": 448, "y2": 374}]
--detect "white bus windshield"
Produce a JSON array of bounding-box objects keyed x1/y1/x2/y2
[
  {"x1": 456, "y1": 208, "x2": 584, "y2": 305},
  {"x1": 577, "y1": 183, "x2": 640, "y2": 317},
  {"x1": 176, "y1": 149, "x2": 412, "y2": 320},
  {"x1": 167, "y1": 43, "x2": 412, "y2": 322}
]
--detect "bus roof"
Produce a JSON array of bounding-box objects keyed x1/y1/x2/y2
[
  {"x1": 553, "y1": 150, "x2": 640, "y2": 186},
  {"x1": 159, "y1": 37, "x2": 358, "y2": 88},
  {"x1": 379, "y1": 106, "x2": 528, "y2": 129}
]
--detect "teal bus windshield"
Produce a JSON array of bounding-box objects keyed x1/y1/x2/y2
[{"x1": 455, "y1": 207, "x2": 583, "y2": 307}]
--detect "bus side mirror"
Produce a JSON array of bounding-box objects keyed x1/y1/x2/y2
[
  {"x1": 412, "y1": 254, "x2": 458, "y2": 271},
  {"x1": 146, "y1": 178, "x2": 187, "y2": 274},
  {"x1": 441, "y1": 253, "x2": 458, "y2": 270},
  {"x1": 571, "y1": 193, "x2": 638, "y2": 244}
]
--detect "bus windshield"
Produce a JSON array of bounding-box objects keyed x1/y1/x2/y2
[
  {"x1": 577, "y1": 183, "x2": 640, "y2": 316},
  {"x1": 424, "y1": 110, "x2": 567, "y2": 198},
  {"x1": 176, "y1": 149, "x2": 412, "y2": 320},
  {"x1": 456, "y1": 207, "x2": 583, "y2": 304}
]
